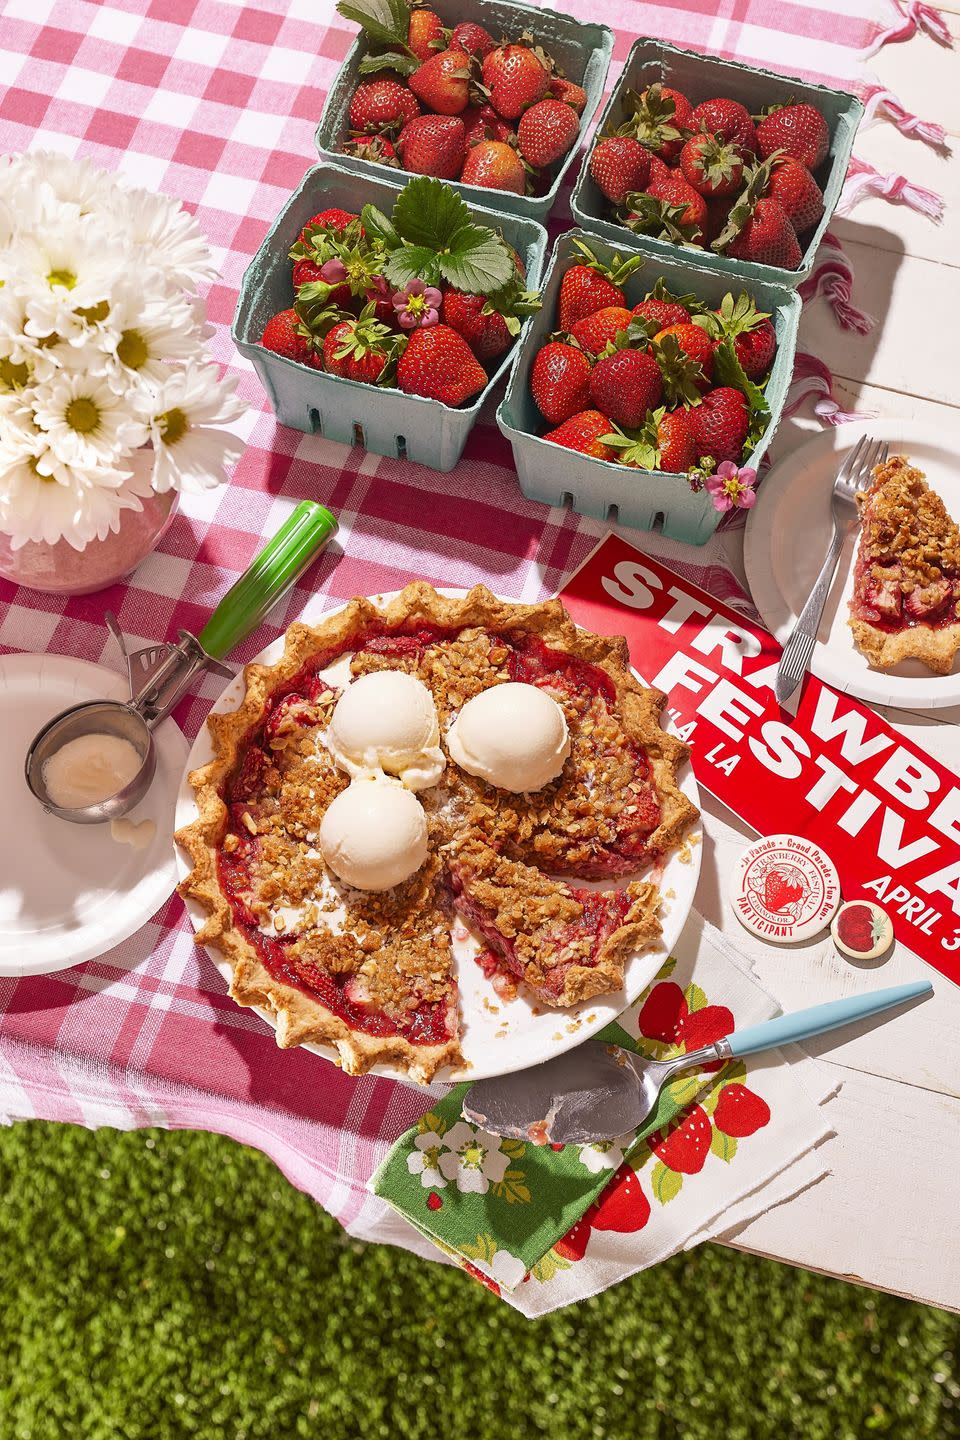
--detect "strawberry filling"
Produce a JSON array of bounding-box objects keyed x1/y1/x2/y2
[
  {"x1": 215, "y1": 618, "x2": 664, "y2": 1034},
  {"x1": 852, "y1": 551, "x2": 960, "y2": 632}
]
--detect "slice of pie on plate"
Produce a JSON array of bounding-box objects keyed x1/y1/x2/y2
[
  {"x1": 849, "y1": 454, "x2": 960, "y2": 674},
  {"x1": 176, "y1": 583, "x2": 698, "y2": 1084}
]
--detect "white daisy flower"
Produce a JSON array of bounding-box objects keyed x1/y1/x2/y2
[
  {"x1": 18, "y1": 221, "x2": 131, "y2": 341},
  {"x1": 147, "y1": 361, "x2": 243, "y2": 494},
  {"x1": 102, "y1": 290, "x2": 203, "y2": 391},
  {"x1": 11, "y1": 150, "x2": 123, "y2": 217},
  {"x1": 0, "y1": 434, "x2": 138, "y2": 550},
  {"x1": 32, "y1": 371, "x2": 147, "y2": 471},
  {"x1": 111, "y1": 187, "x2": 217, "y2": 292},
  {"x1": 406, "y1": 1130, "x2": 447, "y2": 1189},
  {"x1": 437, "y1": 1121, "x2": 511, "y2": 1195}
]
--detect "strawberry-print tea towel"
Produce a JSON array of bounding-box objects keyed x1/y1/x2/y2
[{"x1": 372, "y1": 914, "x2": 838, "y2": 1315}]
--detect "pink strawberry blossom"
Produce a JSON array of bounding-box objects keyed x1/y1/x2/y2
[
  {"x1": 392, "y1": 278, "x2": 442, "y2": 330},
  {"x1": 706, "y1": 461, "x2": 758, "y2": 512}
]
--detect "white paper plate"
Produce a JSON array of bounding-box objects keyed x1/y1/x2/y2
[
  {"x1": 744, "y1": 419, "x2": 960, "y2": 711},
  {"x1": 0, "y1": 654, "x2": 189, "y2": 976},
  {"x1": 175, "y1": 593, "x2": 701, "y2": 1085}
]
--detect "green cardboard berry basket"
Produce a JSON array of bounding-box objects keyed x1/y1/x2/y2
[
  {"x1": 570, "y1": 37, "x2": 863, "y2": 288},
  {"x1": 232, "y1": 161, "x2": 547, "y2": 473},
  {"x1": 496, "y1": 228, "x2": 801, "y2": 545},
  {"x1": 315, "y1": 0, "x2": 614, "y2": 224}
]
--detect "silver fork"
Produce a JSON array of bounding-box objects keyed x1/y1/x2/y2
[{"x1": 774, "y1": 435, "x2": 888, "y2": 706}]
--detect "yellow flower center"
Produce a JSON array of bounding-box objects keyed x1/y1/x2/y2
[
  {"x1": 76, "y1": 299, "x2": 111, "y2": 324},
  {"x1": 722, "y1": 476, "x2": 746, "y2": 500},
  {"x1": 47, "y1": 268, "x2": 77, "y2": 291},
  {"x1": 0, "y1": 357, "x2": 29, "y2": 391},
  {"x1": 27, "y1": 456, "x2": 55, "y2": 484},
  {"x1": 158, "y1": 407, "x2": 189, "y2": 446},
  {"x1": 405, "y1": 293, "x2": 429, "y2": 317},
  {"x1": 117, "y1": 329, "x2": 149, "y2": 370},
  {"x1": 64, "y1": 396, "x2": 101, "y2": 436},
  {"x1": 462, "y1": 1143, "x2": 484, "y2": 1167}
]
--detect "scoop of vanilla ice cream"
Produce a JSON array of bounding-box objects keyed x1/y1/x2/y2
[
  {"x1": 319, "y1": 778, "x2": 429, "y2": 892},
  {"x1": 446, "y1": 682, "x2": 570, "y2": 793},
  {"x1": 324, "y1": 671, "x2": 445, "y2": 790}
]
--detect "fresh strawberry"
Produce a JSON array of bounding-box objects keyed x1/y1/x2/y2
[
  {"x1": 409, "y1": 48, "x2": 471, "y2": 115},
  {"x1": 709, "y1": 292, "x2": 777, "y2": 379},
  {"x1": 650, "y1": 1105, "x2": 711, "y2": 1174},
  {"x1": 406, "y1": 6, "x2": 444, "y2": 62},
  {"x1": 554, "y1": 1216, "x2": 591, "y2": 1261},
  {"x1": 340, "y1": 134, "x2": 400, "y2": 167},
  {"x1": 654, "y1": 322, "x2": 714, "y2": 387},
  {"x1": 481, "y1": 44, "x2": 550, "y2": 121},
  {"x1": 589, "y1": 347, "x2": 663, "y2": 429},
  {"x1": 757, "y1": 102, "x2": 829, "y2": 169},
  {"x1": 655, "y1": 408, "x2": 698, "y2": 472},
  {"x1": 450, "y1": 20, "x2": 495, "y2": 58},
  {"x1": 441, "y1": 288, "x2": 511, "y2": 361},
  {"x1": 589, "y1": 136, "x2": 651, "y2": 205},
  {"x1": 322, "y1": 311, "x2": 393, "y2": 384},
  {"x1": 396, "y1": 114, "x2": 465, "y2": 178},
  {"x1": 569, "y1": 305, "x2": 634, "y2": 356},
  {"x1": 460, "y1": 138, "x2": 525, "y2": 193},
  {"x1": 297, "y1": 208, "x2": 359, "y2": 246},
  {"x1": 517, "y1": 98, "x2": 579, "y2": 168},
  {"x1": 631, "y1": 284, "x2": 691, "y2": 332},
  {"x1": 687, "y1": 386, "x2": 749, "y2": 463},
  {"x1": 725, "y1": 195, "x2": 802, "y2": 269},
  {"x1": 397, "y1": 323, "x2": 486, "y2": 405},
  {"x1": 543, "y1": 409, "x2": 616, "y2": 460},
  {"x1": 292, "y1": 257, "x2": 325, "y2": 289},
  {"x1": 549, "y1": 76, "x2": 587, "y2": 113},
  {"x1": 691, "y1": 97, "x2": 757, "y2": 155},
  {"x1": 732, "y1": 316, "x2": 776, "y2": 377},
  {"x1": 646, "y1": 169, "x2": 708, "y2": 244},
  {"x1": 625, "y1": 83, "x2": 692, "y2": 162},
  {"x1": 713, "y1": 1083, "x2": 771, "y2": 1137},
  {"x1": 679, "y1": 133, "x2": 745, "y2": 198},
  {"x1": 682, "y1": 1003, "x2": 734, "y2": 1070},
  {"x1": 586, "y1": 1164, "x2": 651, "y2": 1233},
  {"x1": 556, "y1": 242, "x2": 643, "y2": 331},
  {"x1": 348, "y1": 77, "x2": 420, "y2": 134},
  {"x1": 767, "y1": 155, "x2": 824, "y2": 234},
  {"x1": 462, "y1": 102, "x2": 514, "y2": 147},
  {"x1": 637, "y1": 980, "x2": 689, "y2": 1043},
  {"x1": 261, "y1": 309, "x2": 322, "y2": 368},
  {"x1": 530, "y1": 341, "x2": 592, "y2": 425}
]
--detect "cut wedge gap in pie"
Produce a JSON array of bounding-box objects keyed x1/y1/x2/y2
[{"x1": 849, "y1": 454, "x2": 960, "y2": 675}]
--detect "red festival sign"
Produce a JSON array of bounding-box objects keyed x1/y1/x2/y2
[{"x1": 559, "y1": 534, "x2": 960, "y2": 986}]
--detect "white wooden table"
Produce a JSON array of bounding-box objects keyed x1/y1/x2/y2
[{"x1": 682, "y1": 15, "x2": 960, "y2": 1313}]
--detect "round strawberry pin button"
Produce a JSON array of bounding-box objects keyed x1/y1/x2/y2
[
  {"x1": 831, "y1": 900, "x2": 894, "y2": 961},
  {"x1": 730, "y1": 834, "x2": 841, "y2": 943}
]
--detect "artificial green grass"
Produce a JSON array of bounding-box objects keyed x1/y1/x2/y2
[{"x1": 1, "y1": 1122, "x2": 958, "y2": 1440}]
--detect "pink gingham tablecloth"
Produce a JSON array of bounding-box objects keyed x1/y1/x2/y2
[{"x1": 0, "y1": 0, "x2": 922, "y2": 1239}]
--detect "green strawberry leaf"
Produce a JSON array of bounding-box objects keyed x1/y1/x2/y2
[
  {"x1": 384, "y1": 244, "x2": 442, "y2": 288},
  {"x1": 499, "y1": 1137, "x2": 526, "y2": 1160},
  {"x1": 440, "y1": 227, "x2": 516, "y2": 295},
  {"x1": 359, "y1": 203, "x2": 400, "y2": 249},
  {"x1": 357, "y1": 49, "x2": 419, "y2": 75},
  {"x1": 652, "y1": 1160, "x2": 683, "y2": 1205},
  {"x1": 416, "y1": 1110, "x2": 446, "y2": 1137},
  {"x1": 665, "y1": 1073, "x2": 703, "y2": 1109},
  {"x1": 459, "y1": 1232, "x2": 499, "y2": 1264},
  {"x1": 491, "y1": 1167, "x2": 531, "y2": 1204},
  {"x1": 682, "y1": 982, "x2": 708, "y2": 1014},
  {"x1": 655, "y1": 954, "x2": 678, "y2": 980},
  {"x1": 711, "y1": 1129, "x2": 738, "y2": 1163},
  {"x1": 336, "y1": 0, "x2": 411, "y2": 49},
  {"x1": 530, "y1": 1249, "x2": 572, "y2": 1283},
  {"x1": 393, "y1": 176, "x2": 472, "y2": 249}
]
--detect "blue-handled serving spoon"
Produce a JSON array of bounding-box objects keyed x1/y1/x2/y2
[{"x1": 463, "y1": 981, "x2": 933, "y2": 1144}]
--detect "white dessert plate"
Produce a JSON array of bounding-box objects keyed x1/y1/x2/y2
[
  {"x1": 175, "y1": 591, "x2": 702, "y2": 1086},
  {"x1": 0, "y1": 653, "x2": 188, "y2": 976},
  {"x1": 744, "y1": 419, "x2": 960, "y2": 711}
]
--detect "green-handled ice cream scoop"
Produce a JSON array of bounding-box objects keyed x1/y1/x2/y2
[{"x1": 25, "y1": 501, "x2": 337, "y2": 824}]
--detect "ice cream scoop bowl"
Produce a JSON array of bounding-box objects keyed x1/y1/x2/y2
[{"x1": 25, "y1": 500, "x2": 337, "y2": 824}]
